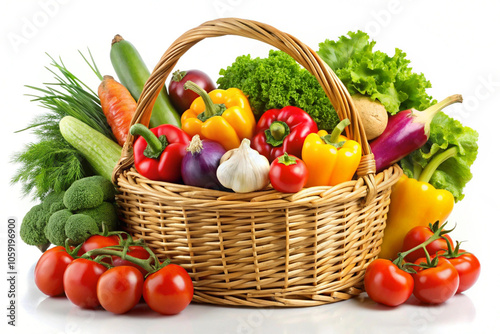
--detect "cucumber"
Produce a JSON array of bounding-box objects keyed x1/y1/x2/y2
[
  {"x1": 60, "y1": 116, "x2": 122, "y2": 181},
  {"x1": 110, "y1": 34, "x2": 181, "y2": 128}
]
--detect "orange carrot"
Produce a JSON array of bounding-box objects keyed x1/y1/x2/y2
[{"x1": 98, "y1": 75, "x2": 136, "y2": 146}]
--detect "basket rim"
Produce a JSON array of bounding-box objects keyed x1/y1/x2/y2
[{"x1": 116, "y1": 164, "x2": 402, "y2": 208}]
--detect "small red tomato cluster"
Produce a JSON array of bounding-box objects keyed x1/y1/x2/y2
[
  {"x1": 34, "y1": 232, "x2": 194, "y2": 315},
  {"x1": 364, "y1": 221, "x2": 480, "y2": 307}
]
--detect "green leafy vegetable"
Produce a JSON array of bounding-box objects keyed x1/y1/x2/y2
[
  {"x1": 217, "y1": 50, "x2": 339, "y2": 131},
  {"x1": 319, "y1": 31, "x2": 478, "y2": 200},
  {"x1": 11, "y1": 52, "x2": 113, "y2": 200},
  {"x1": 399, "y1": 112, "x2": 479, "y2": 201},
  {"x1": 318, "y1": 31, "x2": 435, "y2": 114}
]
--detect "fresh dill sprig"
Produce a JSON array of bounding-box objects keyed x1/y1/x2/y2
[{"x1": 11, "y1": 50, "x2": 113, "y2": 200}]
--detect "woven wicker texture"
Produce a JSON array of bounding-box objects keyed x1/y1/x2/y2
[{"x1": 113, "y1": 18, "x2": 402, "y2": 307}]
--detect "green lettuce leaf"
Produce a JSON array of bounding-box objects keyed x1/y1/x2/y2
[
  {"x1": 318, "y1": 31, "x2": 435, "y2": 114},
  {"x1": 399, "y1": 112, "x2": 479, "y2": 202}
]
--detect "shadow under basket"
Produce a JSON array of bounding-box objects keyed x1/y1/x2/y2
[{"x1": 112, "y1": 18, "x2": 403, "y2": 307}]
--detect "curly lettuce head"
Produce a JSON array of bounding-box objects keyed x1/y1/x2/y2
[{"x1": 318, "y1": 30, "x2": 435, "y2": 114}]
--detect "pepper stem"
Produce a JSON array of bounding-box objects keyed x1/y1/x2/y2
[
  {"x1": 184, "y1": 80, "x2": 221, "y2": 118},
  {"x1": 418, "y1": 147, "x2": 458, "y2": 183},
  {"x1": 130, "y1": 124, "x2": 168, "y2": 159},
  {"x1": 331, "y1": 119, "x2": 351, "y2": 142},
  {"x1": 265, "y1": 121, "x2": 290, "y2": 147},
  {"x1": 270, "y1": 121, "x2": 288, "y2": 141},
  {"x1": 322, "y1": 119, "x2": 350, "y2": 147}
]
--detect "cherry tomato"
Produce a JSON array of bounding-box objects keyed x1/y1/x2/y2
[
  {"x1": 97, "y1": 266, "x2": 144, "y2": 314},
  {"x1": 34, "y1": 246, "x2": 74, "y2": 296},
  {"x1": 80, "y1": 234, "x2": 120, "y2": 254},
  {"x1": 269, "y1": 153, "x2": 308, "y2": 193},
  {"x1": 63, "y1": 258, "x2": 107, "y2": 309},
  {"x1": 143, "y1": 264, "x2": 194, "y2": 315},
  {"x1": 168, "y1": 69, "x2": 216, "y2": 113},
  {"x1": 364, "y1": 259, "x2": 414, "y2": 307},
  {"x1": 401, "y1": 225, "x2": 454, "y2": 263},
  {"x1": 111, "y1": 245, "x2": 151, "y2": 276},
  {"x1": 411, "y1": 256, "x2": 459, "y2": 304},
  {"x1": 445, "y1": 250, "x2": 480, "y2": 294}
]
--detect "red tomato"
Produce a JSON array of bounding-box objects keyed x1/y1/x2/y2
[
  {"x1": 364, "y1": 259, "x2": 414, "y2": 307},
  {"x1": 111, "y1": 245, "x2": 151, "y2": 276},
  {"x1": 269, "y1": 153, "x2": 308, "y2": 193},
  {"x1": 411, "y1": 257, "x2": 459, "y2": 304},
  {"x1": 34, "y1": 246, "x2": 74, "y2": 296},
  {"x1": 446, "y1": 250, "x2": 480, "y2": 294},
  {"x1": 63, "y1": 258, "x2": 107, "y2": 309},
  {"x1": 97, "y1": 266, "x2": 144, "y2": 314},
  {"x1": 401, "y1": 225, "x2": 453, "y2": 263},
  {"x1": 143, "y1": 264, "x2": 194, "y2": 315},
  {"x1": 80, "y1": 234, "x2": 120, "y2": 254}
]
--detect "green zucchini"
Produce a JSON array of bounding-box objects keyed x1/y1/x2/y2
[
  {"x1": 60, "y1": 116, "x2": 122, "y2": 181},
  {"x1": 110, "y1": 34, "x2": 181, "y2": 128}
]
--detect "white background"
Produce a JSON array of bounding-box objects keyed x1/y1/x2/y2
[{"x1": 1, "y1": 0, "x2": 500, "y2": 333}]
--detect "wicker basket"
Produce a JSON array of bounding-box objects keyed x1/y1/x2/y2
[{"x1": 112, "y1": 18, "x2": 402, "y2": 307}]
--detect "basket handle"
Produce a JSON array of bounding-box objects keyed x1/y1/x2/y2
[{"x1": 113, "y1": 18, "x2": 378, "y2": 200}]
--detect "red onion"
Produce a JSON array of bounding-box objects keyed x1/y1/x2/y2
[
  {"x1": 168, "y1": 70, "x2": 216, "y2": 113},
  {"x1": 181, "y1": 135, "x2": 227, "y2": 190}
]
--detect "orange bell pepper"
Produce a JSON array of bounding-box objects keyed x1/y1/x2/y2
[
  {"x1": 180, "y1": 81, "x2": 255, "y2": 151},
  {"x1": 301, "y1": 119, "x2": 361, "y2": 187}
]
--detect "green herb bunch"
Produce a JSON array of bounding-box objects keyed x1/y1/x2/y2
[{"x1": 11, "y1": 52, "x2": 114, "y2": 200}]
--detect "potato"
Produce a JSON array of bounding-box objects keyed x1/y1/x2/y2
[{"x1": 351, "y1": 94, "x2": 388, "y2": 140}]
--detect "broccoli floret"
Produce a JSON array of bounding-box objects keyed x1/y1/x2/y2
[
  {"x1": 78, "y1": 202, "x2": 119, "y2": 232},
  {"x1": 45, "y1": 209, "x2": 73, "y2": 246},
  {"x1": 65, "y1": 214, "x2": 99, "y2": 245},
  {"x1": 63, "y1": 176, "x2": 116, "y2": 211},
  {"x1": 42, "y1": 191, "x2": 65, "y2": 211},
  {"x1": 50, "y1": 201, "x2": 67, "y2": 214},
  {"x1": 20, "y1": 204, "x2": 51, "y2": 251},
  {"x1": 85, "y1": 175, "x2": 116, "y2": 202},
  {"x1": 63, "y1": 179, "x2": 104, "y2": 211},
  {"x1": 41, "y1": 191, "x2": 67, "y2": 214}
]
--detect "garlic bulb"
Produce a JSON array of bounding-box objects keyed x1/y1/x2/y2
[{"x1": 216, "y1": 138, "x2": 270, "y2": 193}]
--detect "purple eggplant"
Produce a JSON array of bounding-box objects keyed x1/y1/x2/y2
[{"x1": 370, "y1": 94, "x2": 462, "y2": 173}]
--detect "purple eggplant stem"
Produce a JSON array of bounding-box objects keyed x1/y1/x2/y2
[{"x1": 370, "y1": 94, "x2": 463, "y2": 173}]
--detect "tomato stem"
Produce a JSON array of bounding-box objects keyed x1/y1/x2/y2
[
  {"x1": 82, "y1": 247, "x2": 157, "y2": 273},
  {"x1": 64, "y1": 238, "x2": 84, "y2": 258},
  {"x1": 392, "y1": 221, "x2": 454, "y2": 270},
  {"x1": 79, "y1": 233, "x2": 163, "y2": 274}
]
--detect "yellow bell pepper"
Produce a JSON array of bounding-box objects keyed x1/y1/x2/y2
[
  {"x1": 181, "y1": 81, "x2": 256, "y2": 151},
  {"x1": 301, "y1": 119, "x2": 361, "y2": 187},
  {"x1": 378, "y1": 175, "x2": 454, "y2": 260}
]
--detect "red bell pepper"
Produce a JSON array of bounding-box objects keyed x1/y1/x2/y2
[
  {"x1": 251, "y1": 106, "x2": 318, "y2": 162},
  {"x1": 130, "y1": 124, "x2": 191, "y2": 182}
]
